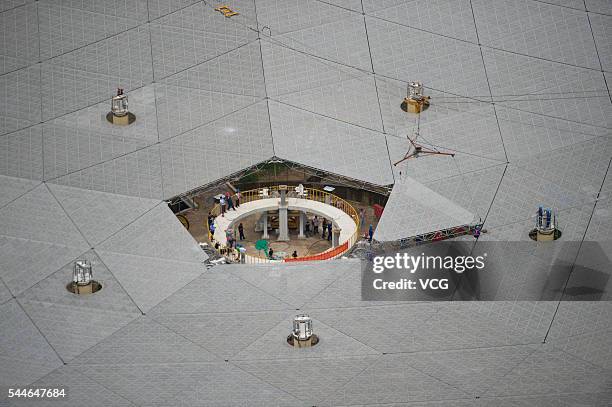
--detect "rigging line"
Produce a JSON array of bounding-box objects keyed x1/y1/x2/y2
[
  {"x1": 480, "y1": 165, "x2": 508, "y2": 226},
  {"x1": 215, "y1": 7, "x2": 374, "y2": 90},
  {"x1": 261, "y1": 36, "x2": 373, "y2": 84},
  {"x1": 262, "y1": 31, "x2": 375, "y2": 75},
  {"x1": 39, "y1": 1, "x2": 612, "y2": 155},
  {"x1": 427, "y1": 66, "x2": 609, "y2": 100},
  {"x1": 392, "y1": 134, "x2": 506, "y2": 163},
  {"x1": 414, "y1": 111, "x2": 443, "y2": 154},
  {"x1": 203, "y1": 3, "x2": 612, "y2": 139},
  {"x1": 427, "y1": 101, "x2": 610, "y2": 141},
  {"x1": 36, "y1": 1, "x2": 44, "y2": 180},
  {"x1": 485, "y1": 72, "x2": 611, "y2": 102},
  {"x1": 402, "y1": 78, "x2": 612, "y2": 132},
  {"x1": 359, "y1": 2, "x2": 607, "y2": 75},
  {"x1": 269, "y1": 96, "x2": 508, "y2": 163},
  {"x1": 468, "y1": 0, "x2": 509, "y2": 163},
  {"x1": 264, "y1": 24, "x2": 610, "y2": 135},
  {"x1": 409, "y1": 100, "x2": 611, "y2": 158},
  {"x1": 433, "y1": 95, "x2": 611, "y2": 103},
  {"x1": 420, "y1": 79, "x2": 612, "y2": 133},
  {"x1": 315, "y1": 0, "x2": 612, "y2": 57},
  {"x1": 529, "y1": 0, "x2": 586, "y2": 13},
  {"x1": 146, "y1": 3, "x2": 164, "y2": 197},
  {"x1": 314, "y1": 0, "x2": 365, "y2": 15},
  {"x1": 496, "y1": 102, "x2": 612, "y2": 131},
  {"x1": 528, "y1": 0, "x2": 612, "y2": 18},
  {"x1": 433, "y1": 89, "x2": 609, "y2": 98},
  {"x1": 253, "y1": 1, "x2": 276, "y2": 157},
  {"x1": 0, "y1": 1, "x2": 32, "y2": 15},
  {"x1": 270, "y1": 72, "x2": 370, "y2": 99},
  {"x1": 412, "y1": 112, "x2": 443, "y2": 154},
  {"x1": 584, "y1": 0, "x2": 612, "y2": 106},
  {"x1": 482, "y1": 42, "x2": 604, "y2": 73},
  {"x1": 362, "y1": 2, "x2": 394, "y2": 182}
]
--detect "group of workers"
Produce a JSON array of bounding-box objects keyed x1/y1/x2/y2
[
  {"x1": 267, "y1": 248, "x2": 298, "y2": 259},
  {"x1": 207, "y1": 190, "x2": 377, "y2": 260},
  {"x1": 219, "y1": 189, "x2": 241, "y2": 217},
  {"x1": 304, "y1": 215, "x2": 333, "y2": 241}
]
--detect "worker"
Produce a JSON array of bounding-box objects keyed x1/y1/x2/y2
[
  {"x1": 226, "y1": 229, "x2": 234, "y2": 248},
  {"x1": 220, "y1": 195, "x2": 226, "y2": 216},
  {"x1": 238, "y1": 222, "x2": 245, "y2": 240},
  {"x1": 235, "y1": 188, "x2": 241, "y2": 207},
  {"x1": 227, "y1": 192, "x2": 235, "y2": 211},
  {"x1": 359, "y1": 208, "x2": 366, "y2": 232}
]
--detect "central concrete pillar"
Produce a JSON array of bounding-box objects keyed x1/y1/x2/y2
[
  {"x1": 298, "y1": 211, "x2": 306, "y2": 239},
  {"x1": 262, "y1": 212, "x2": 269, "y2": 239},
  {"x1": 277, "y1": 186, "x2": 289, "y2": 241},
  {"x1": 278, "y1": 208, "x2": 289, "y2": 241},
  {"x1": 332, "y1": 226, "x2": 341, "y2": 248}
]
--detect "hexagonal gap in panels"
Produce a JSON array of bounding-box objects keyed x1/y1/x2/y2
[{"x1": 164, "y1": 158, "x2": 391, "y2": 264}]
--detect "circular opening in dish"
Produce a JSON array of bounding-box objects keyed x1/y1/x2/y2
[{"x1": 66, "y1": 281, "x2": 102, "y2": 295}]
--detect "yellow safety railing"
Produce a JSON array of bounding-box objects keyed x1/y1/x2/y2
[{"x1": 207, "y1": 186, "x2": 361, "y2": 262}]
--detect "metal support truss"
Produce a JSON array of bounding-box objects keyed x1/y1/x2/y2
[
  {"x1": 386, "y1": 223, "x2": 484, "y2": 250},
  {"x1": 166, "y1": 159, "x2": 273, "y2": 201},
  {"x1": 165, "y1": 157, "x2": 393, "y2": 202},
  {"x1": 276, "y1": 159, "x2": 393, "y2": 196},
  {"x1": 349, "y1": 223, "x2": 484, "y2": 260}
]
